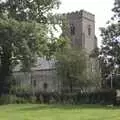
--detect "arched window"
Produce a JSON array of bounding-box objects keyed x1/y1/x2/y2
[
  {"x1": 43, "y1": 82, "x2": 48, "y2": 90},
  {"x1": 88, "y1": 25, "x2": 91, "y2": 36},
  {"x1": 70, "y1": 24, "x2": 75, "y2": 35}
]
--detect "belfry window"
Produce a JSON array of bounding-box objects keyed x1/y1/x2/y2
[
  {"x1": 70, "y1": 24, "x2": 75, "y2": 35},
  {"x1": 88, "y1": 25, "x2": 91, "y2": 36},
  {"x1": 43, "y1": 82, "x2": 48, "y2": 90}
]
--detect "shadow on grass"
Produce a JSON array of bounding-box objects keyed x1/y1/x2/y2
[{"x1": 18, "y1": 104, "x2": 120, "y2": 112}]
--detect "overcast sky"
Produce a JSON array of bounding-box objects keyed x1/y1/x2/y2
[{"x1": 57, "y1": 0, "x2": 114, "y2": 47}]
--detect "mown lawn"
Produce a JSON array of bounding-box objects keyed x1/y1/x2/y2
[{"x1": 0, "y1": 104, "x2": 120, "y2": 120}]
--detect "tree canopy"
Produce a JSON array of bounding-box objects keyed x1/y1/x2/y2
[
  {"x1": 0, "y1": 0, "x2": 61, "y2": 95},
  {"x1": 56, "y1": 47, "x2": 87, "y2": 93},
  {"x1": 100, "y1": 0, "x2": 120, "y2": 88},
  {"x1": 0, "y1": 0, "x2": 60, "y2": 22}
]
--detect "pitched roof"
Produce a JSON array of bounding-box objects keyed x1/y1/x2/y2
[{"x1": 13, "y1": 57, "x2": 56, "y2": 72}]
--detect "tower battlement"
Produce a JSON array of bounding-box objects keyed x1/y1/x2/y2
[{"x1": 63, "y1": 10, "x2": 95, "y2": 22}]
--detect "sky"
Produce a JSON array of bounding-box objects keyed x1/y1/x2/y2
[{"x1": 56, "y1": 0, "x2": 114, "y2": 47}]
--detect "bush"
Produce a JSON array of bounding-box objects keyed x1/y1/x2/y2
[
  {"x1": 35, "y1": 92, "x2": 61, "y2": 104},
  {"x1": 60, "y1": 93, "x2": 77, "y2": 104},
  {"x1": 9, "y1": 95, "x2": 18, "y2": 104},
  {"x1": 16, "y1": 97, "x2": 28, "y2": 104},
  {"x1": 0, "y1": 94, "x2": 37, "y2": 105},
  {"x1": 0, "y1": 89, "x2": 115, "y2": 105},
  {"x1": 0, "y1": 94, "x2": 10, "y2": 105},
  {"x1": 0, "y1": 94, "x2": 29, "y2": 105},
  {"x1": 29, "y1": 96, "x2": 37, "y2": 104},
  {"x1": 76, "y1": 89, "x2": 116, "y2": 105},
  {"x1": 91, "y1": 89, "x2": 116, "y2": 104},
  {"x1": 0, "y1": 94, "x2": 18, "y2": 105},
  {"x1": 59, "y1": 89, "x2": 116, "y2": 105}
]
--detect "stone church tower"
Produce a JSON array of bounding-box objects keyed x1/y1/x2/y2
[{"x1": 63, "y1": 10, "x2": 97, "y2": 52}]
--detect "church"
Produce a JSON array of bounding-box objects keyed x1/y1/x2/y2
[{"x1": 13, "y1": 10, "x2": 98, "y2": 93}]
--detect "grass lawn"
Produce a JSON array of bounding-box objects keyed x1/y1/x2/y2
[{"x1": 0, "y1": 104, "x2": 120, "y2": 120}]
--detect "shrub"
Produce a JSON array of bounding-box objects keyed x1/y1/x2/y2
[
  {"x1": 0, "y1": 94, "x2": 17, "y2": 105},
  {"x1": 29, "y1": 96, "x2": 37, "y2": 104},
  {"x1": 59, "y1": 89, "x2": 116, "y2": 105},
  {"x1": 0, "y1": 94, "x2": 10, "y2": 105},
  {"x1": 76, "y1": 89, "x2": 116, "y2": 105},
  {"x1": 16, "y1": 97, "x2": 28, "y2": 104},
  {"x1": 0, "y1": 94, "x2": 30, "y2": 105},
  {"x1": 9, "y1": 95, "x2": 17, "y2": 104}
]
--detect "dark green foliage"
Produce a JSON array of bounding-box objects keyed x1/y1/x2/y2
[
  {"x1": 100, "y1": 0, "x2": 120, "y2": 88},
  {"x1": 0, "y1": 18, "x2": 48, "y2": 95},
  {"x1": 0, "y1": 0, "x2": 61, "y2": 95},
  {"x1": 56, "y1": 47, "x2": 87, "y2": 93},
  {"x1": 112, "y1": 0, "x2": 120, "y2": 21},
  {"x1": 60, "y1": 89, "x2": 116, "y2": 105},
  {"x1": 0, "y1": 94, "x2": 37, "y2": 105},
  {"x1": 0, "y1": 0, "x2": 60, "y2": 23},
  {"x1": 106, "y1": 74, "x2": 120, "y2": 89}
]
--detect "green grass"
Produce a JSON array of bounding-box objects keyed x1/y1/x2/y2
[{"x1": 0, "y1": 104, "x2": 120, "y2": 120}]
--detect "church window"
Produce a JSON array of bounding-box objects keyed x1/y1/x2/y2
[
  {"x1": 88, "y1": 25, "x2": 91, "y2": 36},
  {"x1": 43, "y1": 82, "x2": 48, "y2": 90},
  {"x1": 33, "y1": 80, "x2": 36, "y2": 87},
  {"x1": 70, "y1": 24, "x2": 75, "y2": 35}
]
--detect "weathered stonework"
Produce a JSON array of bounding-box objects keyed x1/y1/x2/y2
[{"x1": 63, "y1": 10, "x2": 97, "y2": 53}]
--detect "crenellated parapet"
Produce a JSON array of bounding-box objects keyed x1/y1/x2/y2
[{"x1": 63, "y1": 10, "x2": 95, "y2": 22}]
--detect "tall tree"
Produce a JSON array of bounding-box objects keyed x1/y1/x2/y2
[
  {"x1": 56, "y1": 47, "x2": 87, "y2": 93},
  {"x1": 0, "y1": 0, "x2": 60, "y2": 23},
  {"x1": 56, "y1": 46, "x2": 101, "y2": 93},
  {"x1": 100, "y1": 0, "x2": 120, "y2": 88},
  {"x1": 0, "y1": 0, "x2": 61, "y2": 95}
]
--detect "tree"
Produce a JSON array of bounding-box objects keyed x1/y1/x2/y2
[
  {"x1": 56, "y1": 46, "x2": 102, "y2": 93},
  {"x1": 56, "y1": 46, "x2": 87, "y2": 93},
  {"x1": 0, "y1": 18, "x2": 49, "y2": 94},
  {"x1": 0, "y1": 0, "x2": 61, "y2": 95},
  {"x1": 0, "y1": 0, "x2": 60, "y2": 23},
  {"x1": 86, "y1": 57, "x2": 101, "y2": 90},
  {"x1": 100, "y1": 0, "x2": 120, "y2": 88}
]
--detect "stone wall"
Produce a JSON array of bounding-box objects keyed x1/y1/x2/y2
[{"x1": 13, "y1": 69, "x2": 61, "y2": 93}]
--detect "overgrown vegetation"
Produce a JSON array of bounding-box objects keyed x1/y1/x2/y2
[
  {"x1": 0, "y1": 0, "x2": 62, "y2": 95},
  {"x1": 56, "y1": 47, "x2": 87, "y2": 93},
  {"x1": 100, "y1": 0, "x2": 120, "y2": 88}
]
